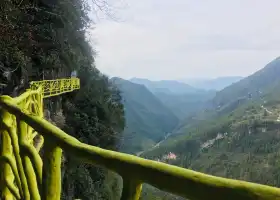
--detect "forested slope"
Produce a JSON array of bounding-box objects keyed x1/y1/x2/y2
[
  {"x1": 212, "y1": 57, "x2": 280, "y2": 108},
  {"x1": 112, "y1": 77, "x2": 179, "y2": 153},
  {"x1": 1, "y1": 1, "x2": 125, "y2": 199},
  {"x1": 142, "y1": 57, "x2": 280, "y2": 199},
  {"x1": 130, "y1": 78, "x2": 216, "y2": 120},
  {"x1": 154, "y1": 91, "x2": 215, "y2": 119}
]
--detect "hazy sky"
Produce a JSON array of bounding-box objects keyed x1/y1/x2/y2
[{"x1": 89, "y1": 0, "x2": 280, "y2": 80}]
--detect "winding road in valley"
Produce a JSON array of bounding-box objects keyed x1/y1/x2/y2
[
  {"x1": 261, "y1": 105, "x2": 273, "y2": 114},
  {"x1": 136, "y1": 133, "x2": 172, "y2": 156}
]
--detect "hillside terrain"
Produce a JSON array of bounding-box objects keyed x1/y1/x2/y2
[
  {"x1": 130, "y1": 78, "x2": 216, "y2": 119},
  {"x1": 112, "y1": 77, "x2": 217, "y2": 154},
  {"x1": 111, "y1": 77, "x2": 179, "y2": 153},
  {"x1": 212, "y1": 57, "x2": 280, "y2": 108},
  {"x1": 0, "y1": 1, "x2": 126, "y2": 199},
  {"x1": 173, "y1": 57, "x2": 280, "y2": 136},
  {"x1": 4, "y1": 1, "x2": 278, "y2": 200},
  {"x1": 140, "y1": 57, "x2": 280, "y2": 199},
  {"x1": 154, "y1": 91, "x2": 215, "y2": 119}
]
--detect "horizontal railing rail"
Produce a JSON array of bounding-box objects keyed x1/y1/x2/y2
[{"x1": 1, "y1": 95, "x2": 280, "y2": 200}]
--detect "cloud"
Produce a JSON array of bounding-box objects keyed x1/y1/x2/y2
[{"x1": 89, "y1": 0, "x2": 280, "y2": 80}]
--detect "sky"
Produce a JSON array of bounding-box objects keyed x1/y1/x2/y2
[{"x1": 88, "y1": 0, "x2": 280, "y2": 81}]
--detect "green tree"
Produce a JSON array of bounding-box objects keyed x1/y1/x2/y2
[{"x1": 1, "y1": 0, "x2": 125, "y2": 199}]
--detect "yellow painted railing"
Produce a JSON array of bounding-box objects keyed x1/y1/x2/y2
[
  {"x1": 1, "y1": 78, "x2": 280, "y2": 200},
  {"x1": 30, "y1": 78, "x2": 80, "y2": 98}
]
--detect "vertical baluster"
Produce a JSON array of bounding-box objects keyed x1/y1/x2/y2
[
  {"x1": 42, "y1": 138, "x2": 62, "y2": 200},
  {"x1": 60, "y1": 80, "x2": 63, "y2": 94},
  {"x1": 49, "y1": 81, "x2": 52, "y2": 97},
  {"x1": 6, "y1": 116, "x2": 30, "y2": 200},
  {"x1": 55, "y1": 80, "x2": 57, "y2": 95},
  {"x1": 42, "y1": 82, "x2": 45, "y2": 98},
  {"x1": 37, "y1": 91, "x2": 43, "y2": 118},
  {"x1": 18, "y1": 120, "x2": 40, "y2": 200},
  {"x1": 120, "y1": 178, "x2": 142, "y2": 200},
  {"x1": 65, "y1": 80, "x2": 68, "y2": 92},
  {"x1": 0, "y1": 127, "x2": 14, "y2": 200},
  {"x1": 0, "y1": 108, "x2": 18, "y2": 200},
  {"x1": 71, "y1": 78, "x2": 73, "y2": 91},
  {"x1": 6, "y1": 123, "x2": 23, "y2": 198},
  {"x1": 27, "y1": 95, "x2": 34, "y2": 138}
]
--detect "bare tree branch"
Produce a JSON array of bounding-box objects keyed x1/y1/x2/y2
[{"x1": 90, "y1": 0, "x2": 123, "y2": 22}]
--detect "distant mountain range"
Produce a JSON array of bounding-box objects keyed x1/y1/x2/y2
[
  {"x1": 111, "y1": 77, "x2": 179, "y2": 153},
  {"x1": 109, "y1": 56, "x2": 280, "y2": 199},
  {"x1": 112, "y1": 63, "x2": 280, "y2": 155},
  {"x1": 180, "y1": 76, "x2": 243, "y2": 91},
  {"x1": 130, "y1": 76, "x2": 243, "y2": 94},
  {"x1": 129, "y1": 78, "x2": 205, "y2": 94},
  {"x1": 212, "y1": 58, "x2": 280, "y2": 108},
  {"x1": 173, "y1": 58, "x2": 280, "y2": 136},
  {"x1": 111, "y1": 75, "x2": 245, "y2": 153},
  {"x1": 143, "y1": 56, "x2": 280, "y2": 193},
  {"x1": 129, "y1": 77, "x2": 217, "y2": 119},
  {"x1": 153, "y1": 91, "x2": 215, "y2": 119}
]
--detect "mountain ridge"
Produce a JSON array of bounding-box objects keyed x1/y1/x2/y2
[
  {"x1": 212, "y1": 57, "x2": 280, "y2": 108},
  {"x1": 111, "y1": 77, "x2": 179, "y2": 153},
  {"x1": 181, "y1": 76, "x2": 243, "y2": 91},
  {"x1": 142, "y1": 57, "x2": 280, "y2": 192},
  {"x1": 129, "y1": 77, "x2": 204, "y2": 94}
]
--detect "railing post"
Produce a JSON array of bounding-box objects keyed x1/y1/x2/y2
[
  {"x1": 120, "y1": 178, "x2": 142, "y2": 200},
  {"x1": 0, "y1": 128, "x2": 14, "y2": 200},
  {"x1": 42, "y1": 138, "x2": 62, "y2": 200},
  {"x1": 0, "y1": 109, "x2": 20, "y2": 200},
  {"x1": 18, "y1": 120, "x2": 40, "y2": 200}
]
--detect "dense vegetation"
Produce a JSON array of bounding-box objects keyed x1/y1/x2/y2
[
  {"x1": 154, "y1": 91, "x2": 215, "y2": 119},
  {"x1": 0, "y1": 0, "x2": 125, "y2": 199},
  {"x1": 211, "y1": 57, "x2": 280, "y2": 108},
  {"x1": 128, "y1": 78, "x2": 216, "y2": 123},
  {"x1": 112, "y1": 77, "x2": 178, "y2": 154},
  {"x1": 62, "y1": 70, "x2": 125, "y2": 199},
  {"x1": 141, "y1": 57, "x2": 280, "y2": 199},
  {"x1": 3, "y1": 0, "x2": 280, "y2": 199}
]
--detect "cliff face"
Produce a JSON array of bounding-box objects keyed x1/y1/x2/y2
[
  {"x1": 0, "y1": 0, "x2": 80, "y2": 97},
  {"x1": 1, "y1": 1, "x2": 126, "y2": 199}
]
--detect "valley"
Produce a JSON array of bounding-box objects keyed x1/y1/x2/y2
[
  {"x1": 112, "y1": 76, "x2": 235, "y2": 154},
  {"x1": 2, "y1": 1, "x2": 279, "y2": 199},
  {"x1": 111, "y1": 77, "x2": 179, "y2": 154},
  {"x1": 113, "y1": 57, "x2": 280, "y2": 199}
]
